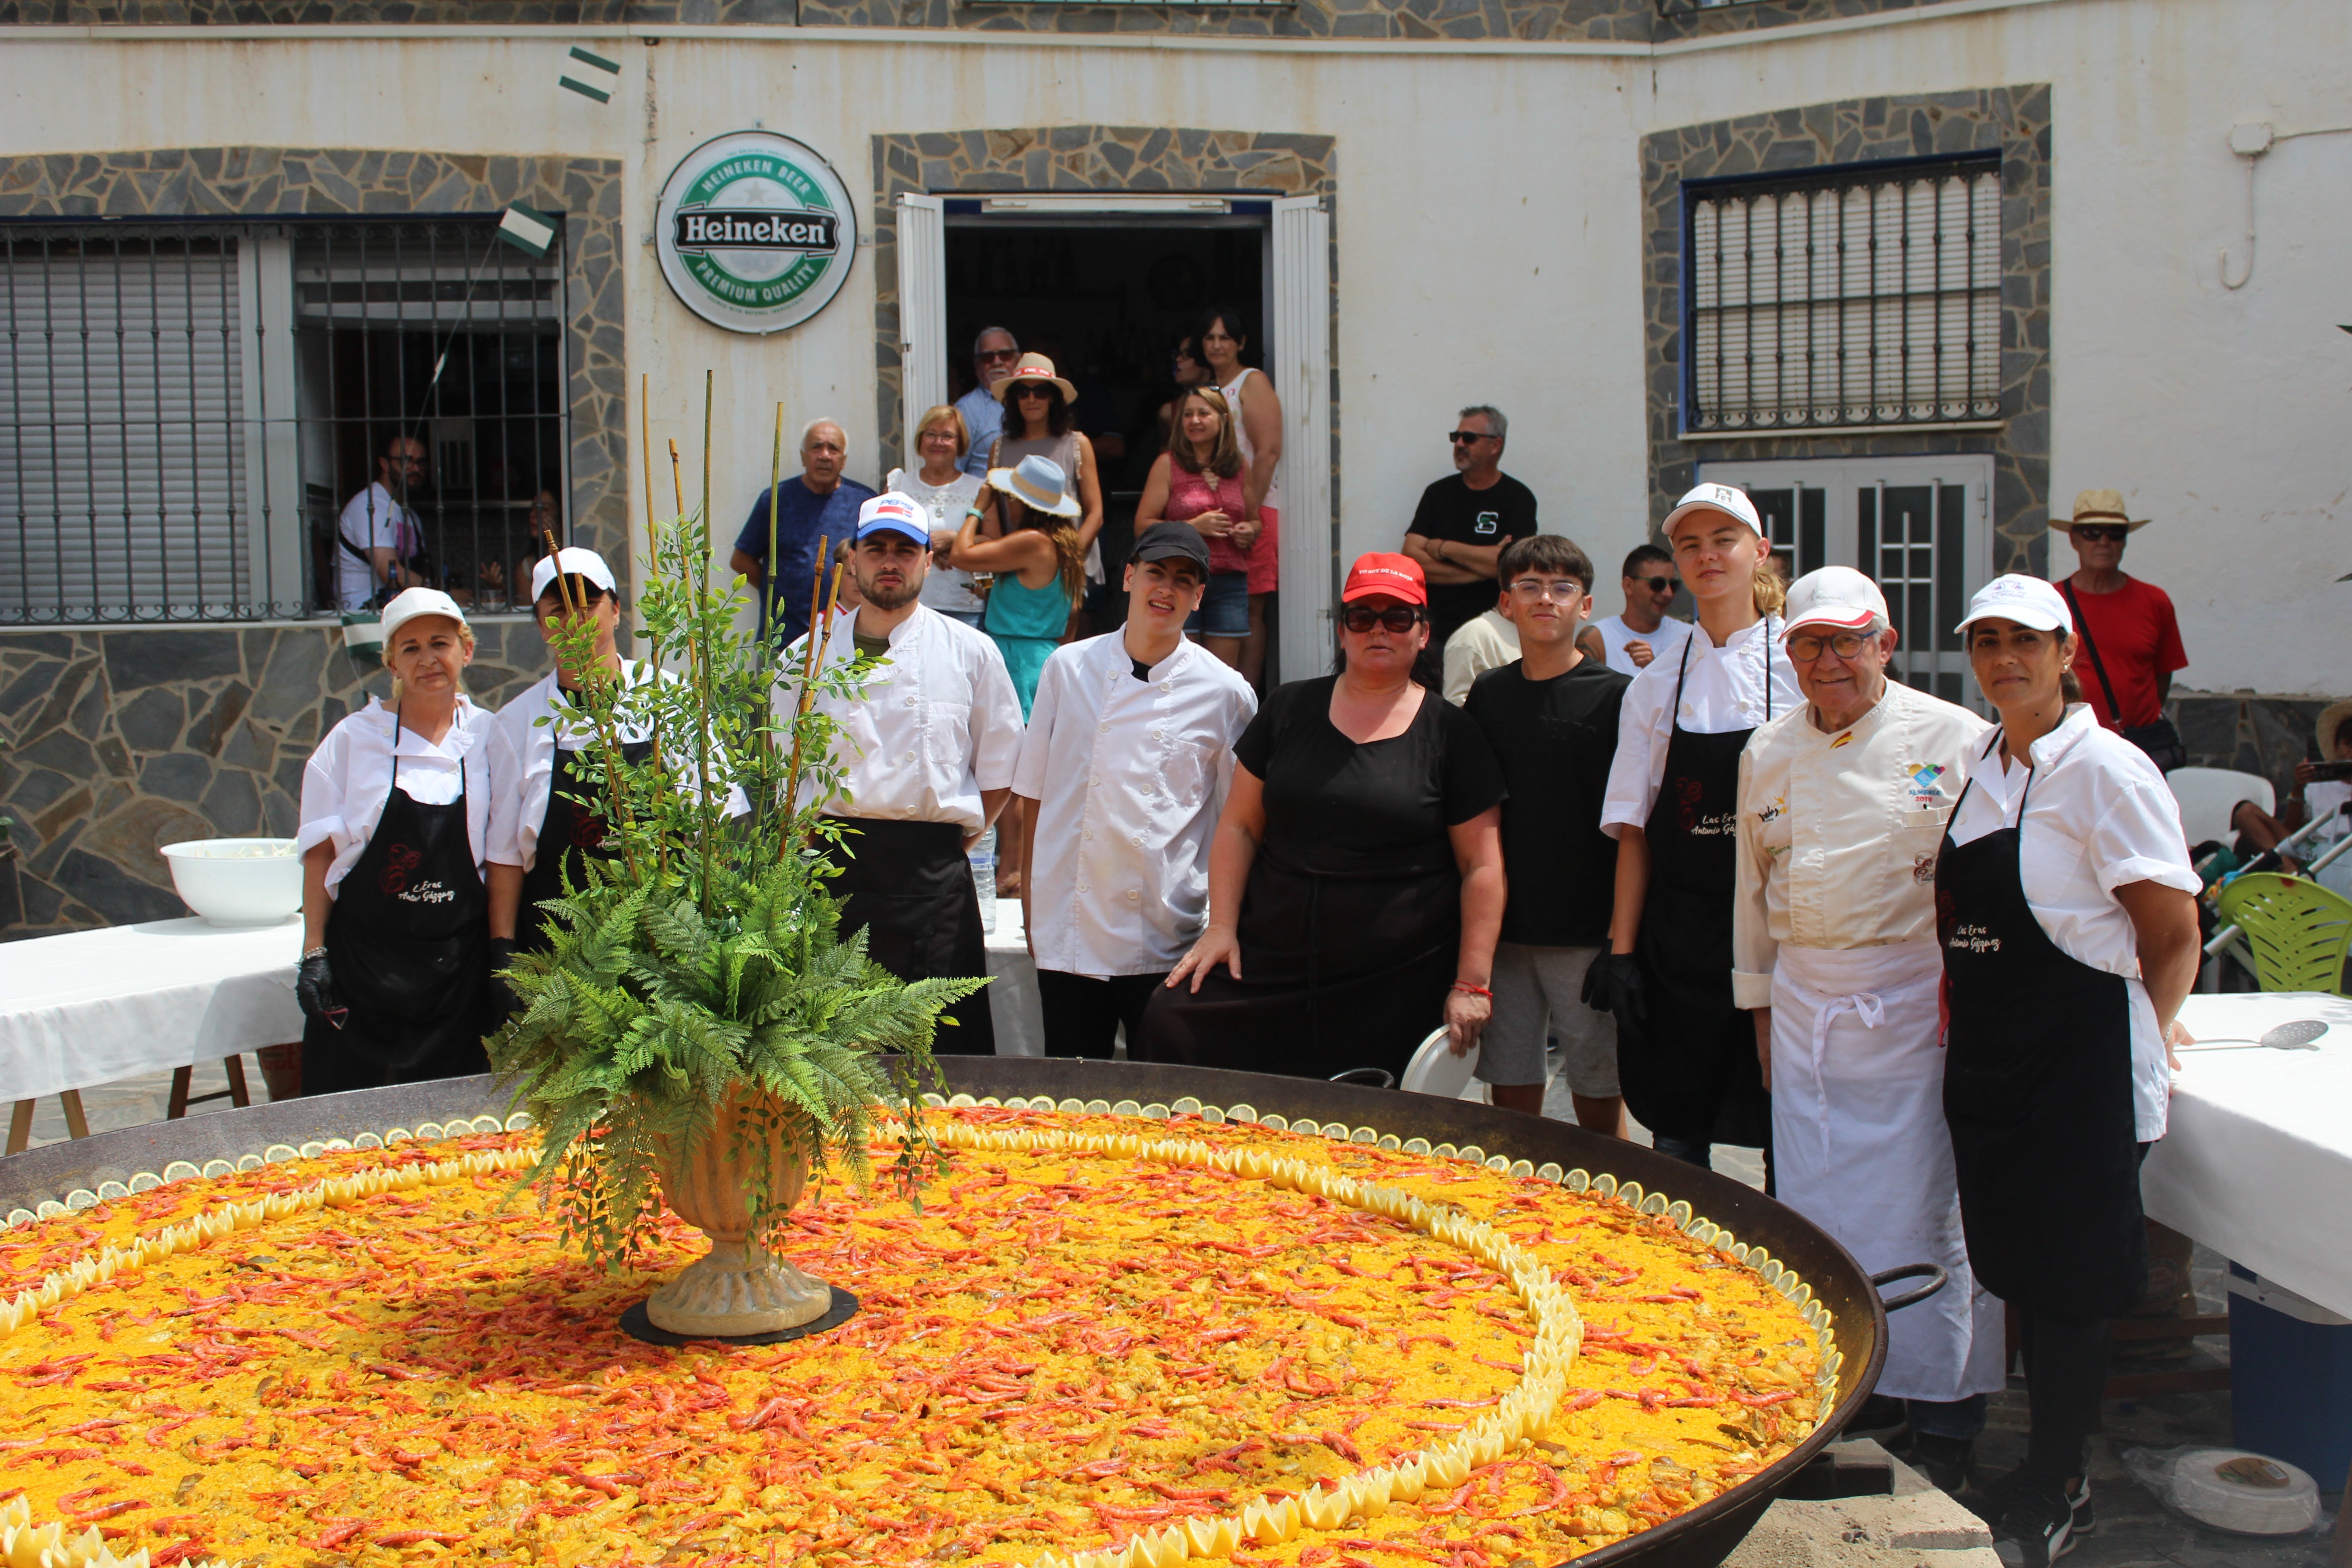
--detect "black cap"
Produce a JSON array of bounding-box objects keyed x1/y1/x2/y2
[{"x1": 1129, "y1": 521, "x2": 1211, "y2": 575}]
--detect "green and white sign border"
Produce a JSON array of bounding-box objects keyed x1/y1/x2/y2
[{"x1": 653, "y1": 129, "x2": 858, "y2": 336}]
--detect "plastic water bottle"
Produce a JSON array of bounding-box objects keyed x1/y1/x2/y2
[{"x1": 969, "y1": 827, "x2": 997, "y2": 933}]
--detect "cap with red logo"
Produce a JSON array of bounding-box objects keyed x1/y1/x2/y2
[
  {"x1": 1782, "y1": 566, "x2": 1889, "y2": 635},
  {"x1": 1341, "y1": 552, "x2": 1427, "y2": 606},
  {"x1": 855, "y1": 492, "x2": 931, "y2": 547}
]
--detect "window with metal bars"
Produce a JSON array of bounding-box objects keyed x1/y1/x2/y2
[
  {"x1": 0, "y1": 216, "x2": 568, "y2": 625},
  {"x1": 1684, "y1": 154, "x2": 2004, "y2": 434}
]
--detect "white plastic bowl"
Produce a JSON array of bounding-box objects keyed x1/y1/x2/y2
[{"x1": 159, "y1": 837, "x2": 301, "y2": 926}]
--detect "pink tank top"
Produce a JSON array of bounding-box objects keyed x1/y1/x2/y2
[{"x1": 1166, "y1": 463, "x2": 1251, "y2": 576}]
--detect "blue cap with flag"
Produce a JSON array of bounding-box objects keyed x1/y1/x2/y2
[{"x1": 855, "y1": 492, "x2": 931, "y2": 547}]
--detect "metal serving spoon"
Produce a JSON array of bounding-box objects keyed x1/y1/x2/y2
[{"x1": 2176, "y1": 1019, "x2": 2330, "y2": 1052}]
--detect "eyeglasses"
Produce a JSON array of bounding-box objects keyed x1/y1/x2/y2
[
  {"x1": 1508, "y1": 579, "x2": 1586, "y2": 602},
  {"x1": 1787, "y1": 630, "x2": 1872, "y2": 661},
  {"x1": 1341, "y1": 605, "x2": 1424, "y2": 634},
  {"x1": 1446, "y1": 431, "x2": 1494, "y2": 445},
  {"x1": 1637, "y1": 575, "x2": 1681, "y2": 593},
  {"x1": 2071, "y1": 524, "x2": 2128, "y2": 543}
]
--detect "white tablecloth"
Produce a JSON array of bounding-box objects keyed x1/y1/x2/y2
[
  {"x1": 0, "y1": 916, "x2": 306, "y2": 1102},
  {"x1": 983, "y1": 899, "x2": 1044, "y2": 1058},
  {"x1": 2142, "y1": 991, "x2": 2352, "y2": 1319}
]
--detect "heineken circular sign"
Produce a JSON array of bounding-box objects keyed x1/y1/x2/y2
[{"x1": 654, "y1": 131, "x2": 857, "y2": 335}]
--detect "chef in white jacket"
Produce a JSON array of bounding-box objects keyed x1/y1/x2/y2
[{"x1": 1732, "y1": 567, "x2": 2006, "y2": 1488}]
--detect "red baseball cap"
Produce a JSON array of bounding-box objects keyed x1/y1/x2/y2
[{"x1": 1342, "y1": 552, "x2": 1427, "y2": 606}]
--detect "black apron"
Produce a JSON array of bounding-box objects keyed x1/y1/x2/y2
[
  {"x1": 515, "y1": 734, "x2": 655, "y2": 955},
  {"x1": 1136, "y1": 840, "x2": 1459, "y2": 1083},
  {"x1": 823, "y1": 817, "x2": 995, "y2": 1055},
  {"x1": 303, "y1": 713, "x2": 491, "y2": 1096},
  {"x1": 1621, "y1": 627, "x2": 1774, "y2": 1147},
  {"x1": 1936, "y1": 761, "x2": 2148, "y2": 1319}
]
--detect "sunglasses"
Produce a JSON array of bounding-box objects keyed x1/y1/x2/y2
[
  {"x1": 1446, "y1": 431, "x2": 1494, "y2": 445},
  {"x1": 978, "y1": 348, "x2": 1020, "y2": 361},
  {"x1": 1013, "y1": 383, "x2": 1054, "y2": 398},
  {"x1": 1636, "y1": 575, "x2": 1681, "y2": 593},
  {"x1": 2071, "y1": 524, "x2": 2129, "y2": 543},
  {"x1": 1341, "y1": 605, "x2": 1425, "y2": 634},
  {"x1": 1787, "y1": 630, "x2": 1872, "y2": 661}
]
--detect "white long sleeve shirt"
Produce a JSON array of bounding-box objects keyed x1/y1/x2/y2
[
  {"x1": 1601, "y1": 615, "x2": 1804, "y2": 837},
  {"x1": 1012, "y1": 634, "x2": 1258, "y2": 977},
  {"x1": 1946, "y1": 704, "x2": 2201, "y2": 1140},
  {"x1": 1733, "y1": 680, "x2": 1991, "y2": 1008},
  {"x1": 297, "y1": 695, "x2": 523, "y2": 894},
  {"x1": 782, "y1": 603, "x2": 1025, "y2": 832}
]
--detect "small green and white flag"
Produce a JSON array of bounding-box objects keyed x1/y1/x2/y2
[
  {"x1": 497, "y1": 202, "x2": 558, "y2": 259},
  {"x1": 559, "y1": 45, "x2": 622, "y2": 103}
]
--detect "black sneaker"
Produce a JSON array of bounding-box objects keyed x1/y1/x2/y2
[
  {"x1": 2066, "y1": 1476, "x2": 2095, "y2": 1537},
  {"x1": 1903, "y1": 1431, "x2": 1975, "y2": 1494},
  {"x1": 1965, "y1": 1478, "x2": 2074, "y2": 1568}
]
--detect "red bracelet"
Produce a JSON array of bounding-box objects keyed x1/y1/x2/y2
[{"x1": 1451, "y1": 982, "x2": 1493, "y2": 999}]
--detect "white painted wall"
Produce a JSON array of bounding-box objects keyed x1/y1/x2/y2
[{"x1": 5, "y1": 0, "x2": 2346, "y2": 695}]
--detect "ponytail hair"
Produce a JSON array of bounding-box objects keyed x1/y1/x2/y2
[
  {"x1": 1752, "y1": 550, "x2": 1788, "y2": 618},
  {"x1": 2059, "y1": 633, "x2": 2086, "y2": 703}
]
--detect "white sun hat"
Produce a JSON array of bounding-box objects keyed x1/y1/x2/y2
[
  {"x1": 985, "y1": 453, "x2": 1082, "y2": 519},
  {"x1": 1954, "y1": 573, "x2": 2073, "y2": 635}
]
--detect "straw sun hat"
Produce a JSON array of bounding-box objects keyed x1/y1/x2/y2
[
  {"x1": 991, "y1": 352, "x2": 1079, "y2": 406},
  {"x1": 2050, "y1": 487, "x2": 2151, "y2": 533}
]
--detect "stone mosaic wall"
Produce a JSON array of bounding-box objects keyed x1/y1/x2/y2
[
  {"x1": 869, "y1": 126, "x2": 1338, "y2": 487},
  {"x1": 0, "y1": 622, "x2": 547, "y2": 935},
  {"x1": 1640, "y1": 87, "x2": 2053, "y2": 576},
  {"x1": 0, "y1": 147, "x2": 623, "y2": 938}
]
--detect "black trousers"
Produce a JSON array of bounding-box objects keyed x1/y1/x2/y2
[{"x1": 1038, "y1": 970, "x2": 1166, "y2": 1060}]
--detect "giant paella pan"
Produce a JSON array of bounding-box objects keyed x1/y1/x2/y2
[{"x1": 0, "y1": 1061, "x2": 1937, "y2": 1568}]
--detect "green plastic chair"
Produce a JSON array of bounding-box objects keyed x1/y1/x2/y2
[{"x1": 2214, "y1": 872, "x2": 2352, "y2": 995}]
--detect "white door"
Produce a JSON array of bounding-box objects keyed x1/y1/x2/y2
[
  {"x1": 1270, "y1": 195, "x2": 1332, "y2": 682},
  {"x1": 893, "y1": 193, "x2": 947, "y2": 476},
  {"x1": 1696, "y1": 454, "x2": 1995, "y2": 706}
]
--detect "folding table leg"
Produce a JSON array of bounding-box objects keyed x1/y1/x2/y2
[
  {"x1": 5, "y1": 1101, "x2": 31, "y2": 1156},
  {"x1": 167, "y1": 1068, "x2": 194, "y2": 1119},
  {"x1": 59, "y1": 1090, "x2": 90, "y2": 1141},
  {"x1": 224, "y1": 1056, "x2": 251, "y2": 1109}
]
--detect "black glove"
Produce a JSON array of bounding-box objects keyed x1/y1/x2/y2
[
  {"x1": 1581, "y1": 952, "x2": 1648, "y2": 1028},
  {"x1": 296, "y1": 951, "x2": 343, "y2": 1027},
  {"x1": 486, "y1": 937, "x2": 521, "y2": 1028}
]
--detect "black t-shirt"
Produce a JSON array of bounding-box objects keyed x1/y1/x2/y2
[
  {"x1": 1463, "y1": 656, "x2": 1631, "y2": 947},
  {"x1": 1407, "y1": 473, "x2": 1540, "y2": 637},
  {"x1": 1234, "y1": 675, "x2": 1507, "y2": 879}
]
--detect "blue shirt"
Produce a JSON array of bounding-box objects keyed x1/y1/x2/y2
[
  {"x1": 955, "y1": 385, "x2": 1006, "y2": 481},
  {"x1": 734, "y1": 475, "x2": 876, "y2": 646}
]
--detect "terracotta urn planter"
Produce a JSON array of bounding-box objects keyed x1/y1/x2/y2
[{"x1": 647, "y1": 1089, "x2": 834, "y2": 1337}]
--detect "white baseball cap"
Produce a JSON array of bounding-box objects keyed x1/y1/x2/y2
[
  {"x1": 1954, "y1": 573, "x2": 2074, "y2": 635},
  {"x1": 529, "y1": 546, "x2": 617, "y2": 605},
  {"x1": 1661, "y1": 481, "x2": 1764, "y2": 541},
  {"x1": 378, "y1": 587, "x2": 470, "y2": 647},
  {"x1": 1783, "y1": 566, "x2": 1889, "y2": 635}
]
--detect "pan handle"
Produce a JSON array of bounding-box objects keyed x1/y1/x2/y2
[{"x1": 1870, "y1": 1263, "x2": 1948, "y2": 1313}]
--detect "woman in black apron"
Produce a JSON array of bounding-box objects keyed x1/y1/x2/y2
[
  {"x1": 1936, "y1": 575, "x2": 2200, "y2": 1568},
  {"x1": 294, "y1": 589, "x2": 526, "y2": 1096},
  {"x1": 1586, "y1": 485, "x2": 1798, "y2": 1172},
  {"x1": 1142, "y1": 553, "x2": 1506, "y2": 1082}
]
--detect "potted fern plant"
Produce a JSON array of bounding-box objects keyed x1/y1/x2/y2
[{"x1": 491, "y1": 384, "x2": 982, "y2": 1339}]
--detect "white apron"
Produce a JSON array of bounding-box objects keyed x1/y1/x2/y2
[{"x1": 1771, "y1": 940, "x2": 2007, "y2": 1404}]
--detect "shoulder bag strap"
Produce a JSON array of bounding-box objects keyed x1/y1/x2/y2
[{"x1": 2057, "y1": 582, "x2": 2123, "y2": 726}]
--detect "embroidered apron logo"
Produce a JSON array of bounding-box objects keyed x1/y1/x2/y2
[
  {"x1": 1946, "y1": 921, "x2": 2001, "y2": 954},
  {"x1": 379, "y1": 843, "x2": 421, "y2": 897}
]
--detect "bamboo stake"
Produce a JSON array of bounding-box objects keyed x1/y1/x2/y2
[
  {"x1": 636, "y1": 373, "x2": 671, "y2": 882},
  {"x1": 666, "y1": 437, "x2": 717, "y2": 911},
  {"x1": 781, "y1": 556, "x2": 846, "y2": 837}
]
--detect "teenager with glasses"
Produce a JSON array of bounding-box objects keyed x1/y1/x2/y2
[
  {"x1": 1402, "y1": 406, "x2": 1539, "y2": 688},
  {"x1": 2050, "y1": 488, "x2": 2189, "y2": 772},
  {"x1": 1142, "y1": 552, "x2": 1506, "y2": 1085},
  {"x1": 1577, "y1": 543, "x2": 1693, "y2": 676}
]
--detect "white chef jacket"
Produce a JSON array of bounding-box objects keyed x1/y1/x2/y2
[
  {"x1": 1442, "y1": 609, "x2": 1519, "y2": 706},
  {"x1": 1593, "y1": 613, "x2": 1695, "y2": 679},
  {"x1": 494, "y1": 661, "x2": 748, "y2": 871},
  {"x1": 1600, "y1": 615, "x2": 1803, "y2": 838},
  {"x1": 1946, "y1": 703, "x2": 2201, "y2": 1140},
  {"x1": 297, "y1": 695, "x2": 523, "y2": 895},
  {"x1": 1012, "y1": 634, "x2": 1258, "y2": 977},
  {"x1": 1733, "y1": 680, "x2": 1991, "y2": 1007},
  {"x1": 783, "y1": 603, "x2": 1024, "y2": 833}
]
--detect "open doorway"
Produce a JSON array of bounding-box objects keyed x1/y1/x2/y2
[{"x1": 945, "y1": 213, "x2": 1264, "y2": 637}]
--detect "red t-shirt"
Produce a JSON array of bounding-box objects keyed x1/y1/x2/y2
[{"x1": 2061, "y1": 574, "x2": 2188, "y2": 730}]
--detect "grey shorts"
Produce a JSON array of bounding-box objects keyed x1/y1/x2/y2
[{"x1": 1476, "y1": 941, "x2": 1621, "y2": 1096}]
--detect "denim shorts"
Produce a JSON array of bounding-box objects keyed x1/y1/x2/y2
[{"x1": 1184, "y1": 571, "x2": 1251, "y2": 637}]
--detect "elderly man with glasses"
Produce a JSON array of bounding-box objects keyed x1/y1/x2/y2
[
  {"x1": 1730, "y1": 566, "x2": 2006, "y2": 1491},
  {"x1": 1402, "y1": 405, "x2": 1538, "y2": 688},
  {"x1": 955, "y1": 326, "x2": 1023, "y2": 481},
  {"x1": 2051, "y1": 487, "x2": 2188, "y2": 772}
]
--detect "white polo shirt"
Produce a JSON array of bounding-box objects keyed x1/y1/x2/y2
[
  {"x1": 1601, "y1": 615, "x2": 1803, "y2": 838},
  {"x1": 784, "y1": 603, "x2": 1024, "y2": 833},
  {"x1": 297, "y1": 695, "x2": 523, "y2": 894},
  {"x1": 1946, "y1": 703, "x2": 2201, "y2": 1140}
]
